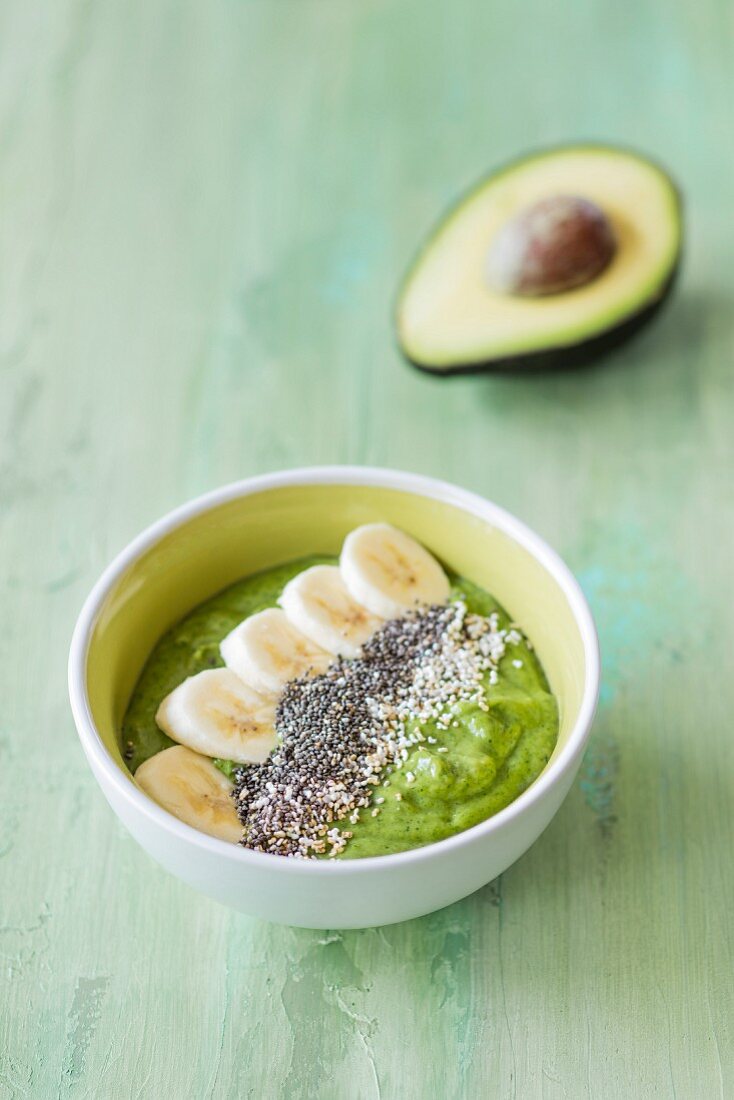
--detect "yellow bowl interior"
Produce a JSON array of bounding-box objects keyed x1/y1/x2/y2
[{"x1": 85, "y1": 484, "x2": 587, "y2": 775}]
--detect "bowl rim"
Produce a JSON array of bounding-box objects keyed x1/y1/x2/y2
[{"x1": 69, "y1": 465, "x2": 600, "y2": 876}]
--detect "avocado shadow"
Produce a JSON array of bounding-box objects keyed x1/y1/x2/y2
[{"x1": 443, "y1": 287, "x2": 721, "y2": 410}]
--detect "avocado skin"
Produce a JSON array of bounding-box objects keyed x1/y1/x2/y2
[
  {"x1": 402, "y1": 262, "x2": 680, "y2": 378},
  {"x1": 396, "y1": 143, "x2": 682, "y2": 378}
]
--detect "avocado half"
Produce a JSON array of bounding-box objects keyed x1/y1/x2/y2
[{"x1": 396, "y1": 145, "x2": 682, "y2": 376}]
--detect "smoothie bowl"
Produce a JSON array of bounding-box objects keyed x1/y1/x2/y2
[{"x1": 69, "y1": 467, "x2": 599, "y2": 928}]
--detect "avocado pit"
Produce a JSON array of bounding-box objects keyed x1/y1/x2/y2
[{"x1": 486, "y1": 194, "x2": 617, "y2": 297}]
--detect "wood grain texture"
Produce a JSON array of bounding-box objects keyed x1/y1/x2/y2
[{"x1": 1, "y1": 0, "x2": 732, "y2": 1096}]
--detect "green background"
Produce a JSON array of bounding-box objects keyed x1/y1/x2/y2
[{"x1": 1, "y1": 0, "x2": 732, "y2": 1097}]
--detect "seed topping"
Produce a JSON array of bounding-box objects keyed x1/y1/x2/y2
[{"x1": 232, "y1": 601, "x2": 519, "y2": 857}]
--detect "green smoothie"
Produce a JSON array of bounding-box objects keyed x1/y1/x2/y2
[{"x1": 121, "y1": 556, "x2": 558, "y2": 857}]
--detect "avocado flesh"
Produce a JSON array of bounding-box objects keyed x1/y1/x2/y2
[{"x1": 396, "y1": 145, "x2": 682, "y2": 375}]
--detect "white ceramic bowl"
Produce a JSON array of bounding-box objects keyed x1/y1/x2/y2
[{"x1": 69, "y1": 466, "x2": 599, "y2": 928}]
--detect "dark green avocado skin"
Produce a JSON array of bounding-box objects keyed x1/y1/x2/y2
[
  {"x1": 396, "y1": 143, "x2": 683, "y2": 378},
  {"x1": 403, "y1": 263, "x2": 680, "y2": 378}
]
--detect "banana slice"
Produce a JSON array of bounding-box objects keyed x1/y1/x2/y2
[
  {"x1": 340, "y1": 523, "x2": 450, "y2": 619},
  {"x1": 220, "y1": 607, "x2": 332, "y2": 696},
  {"x1": 155, "y1": 668, "x2": 278, "y2": 764},
  {"x1": 135, "y1": 745, "x2": 243, "y2": 843},
  {"x1": 279, "y1": 564, "x2": 384, "y2": 659}
]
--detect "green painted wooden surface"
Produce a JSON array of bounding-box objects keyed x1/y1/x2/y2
[{"x1": 1, "y1": 0, "x2": 732, "y2": 1096}]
